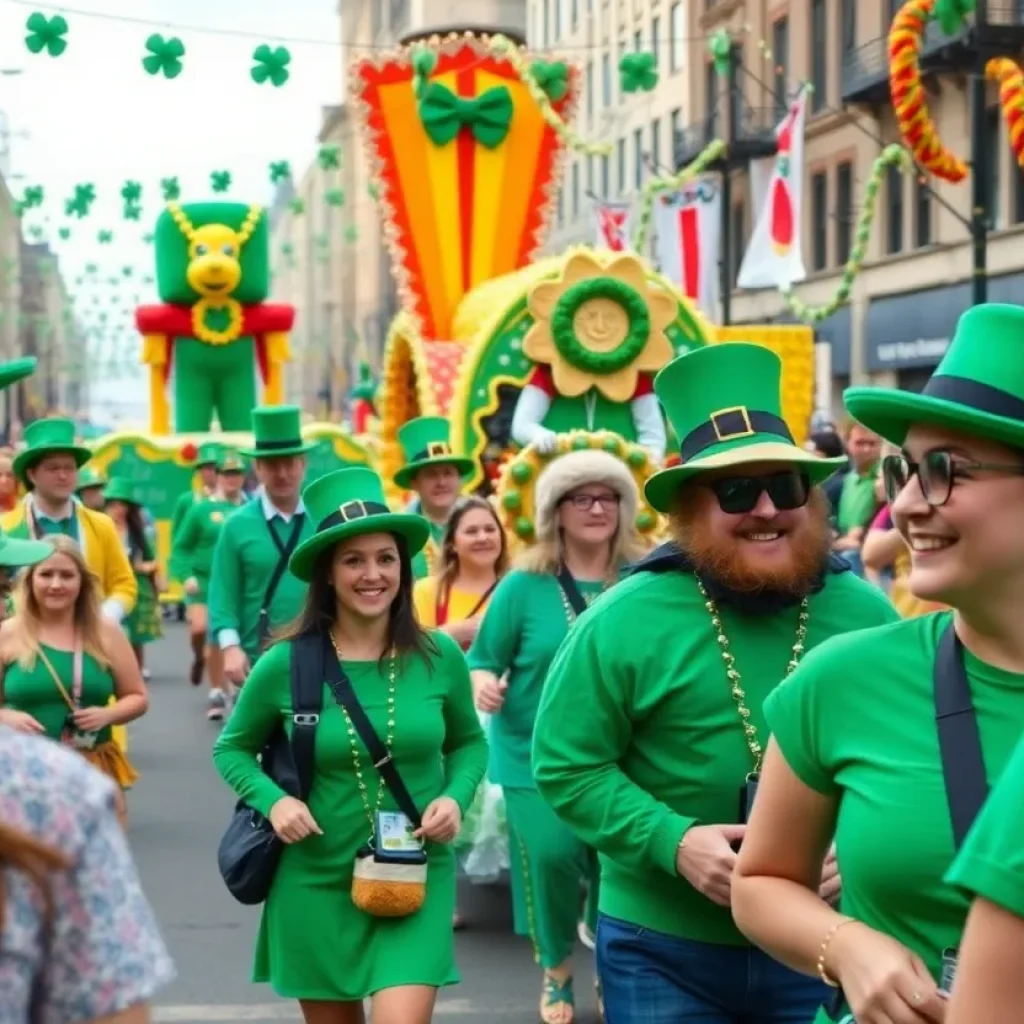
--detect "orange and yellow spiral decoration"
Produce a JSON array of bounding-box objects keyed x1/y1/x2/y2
[
  {"x1": 889, "y1": 0, "x2": 968, "y2": 182},
  {"x1": 986, "y1": 58, "x2": 1024, "y2": 169}
]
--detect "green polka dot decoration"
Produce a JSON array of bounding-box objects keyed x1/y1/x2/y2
[
  {"x1": 627, "y1": 448, "x2": 648, "y2": 469},
  {"x1": 571, "y1": 435, "x2": 591, "y2": 451},
  {"x1": 636, "y1": 511, "x2": 655, "y2": 531},
  {"x1": 511, "y1": 462, "x2": 532, "y2": 483},
  {"x1": 603, "y1": 436, "x2": 622, "y2": 454},
  {"x1": 515, "y1": 516, "x2": 534, "y2": 539},
  {"x1": 502, "y1": 491, "x2": 521, "y2": 510}
]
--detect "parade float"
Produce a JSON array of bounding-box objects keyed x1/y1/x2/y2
[{"x1": 349, "y1": 28, "x2": 818, "y2": 531}]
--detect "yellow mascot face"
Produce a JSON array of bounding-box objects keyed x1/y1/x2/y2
[{"x1": 186, "y1": 223, "x2": 243, "y2": 300}]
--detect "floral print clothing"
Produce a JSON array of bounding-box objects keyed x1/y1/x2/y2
[{"x1": 0, "y1": 727, "x2": 175, "y2": 1022}]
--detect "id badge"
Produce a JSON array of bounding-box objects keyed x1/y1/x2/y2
[
  {"x1": 373, "y1": 810, "x2": 425, "y2": 862},
  {"x1": 71, "y1": 728, "x2": 99, "y2": 751},
  {"x1": 939, "y1": 946, "x2": 958, "y2": 996}
]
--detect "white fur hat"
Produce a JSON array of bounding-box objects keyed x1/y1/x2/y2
[{"x1": 534, "y1": 449, "x2": 639, "y2": 542}]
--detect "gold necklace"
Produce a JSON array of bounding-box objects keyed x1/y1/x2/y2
[
  {"x1": 191, "y1": 297, "x2": 244, "y2": 344},
  {"x1": 556, "y1": 572, "x2": 605, "y2": 627},
  {"x1": 695, "y1": 578, "x2": 809, "y2": 773},
  {"x1": 328, "y1": 630, "x2": 397, "y2": 833}
]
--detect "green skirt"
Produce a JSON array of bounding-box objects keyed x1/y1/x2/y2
[{"x1": 126, "y1": 575, "x2": 163, "y2": 646}]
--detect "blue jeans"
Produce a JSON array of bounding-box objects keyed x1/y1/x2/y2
[{"x1": 596, "y1": 914, "x2": 829, "y2": 1023}]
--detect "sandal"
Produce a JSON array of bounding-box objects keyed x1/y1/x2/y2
[{"x1": 540, "y1": 972, "x2": 575, "y2": 1024}]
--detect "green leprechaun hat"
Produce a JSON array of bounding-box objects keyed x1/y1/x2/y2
[
  {"x1": 217, "y1": 450, "x2": 247, "y2": 473},
  {"x1": 75, "y1": 465, "x2": 107, "y2": 493},
  {"x1": 393, "y1": 415, "x2": 475, "y2": 491},
  {"x1": 13, "y1": 417, "x2": 93, "y2": 486},
  {"x1": 196, "y1": 442, "x2": 220, "y2": 467},
  {"x1": 0, "y1": 527, "x2": 52, "y2": 569},
  {"x1": 845, "y1": 303, "x2": 1024, "y2": 449},
  {"x1": 238, "y1": 405, "x2": 316, "y2": 459},
  {"x1": 103, "y1": 477, "x2": 142, "y2": 506},
  {"x1": 0, "y1": 357, "x2": 37, "y2": 391},
  {"x1": 644, "y1": 343, "x2": 845, "y2": 513},
  {"x1": 289, "y1": 466, "x2": 430, "y2": 582}
]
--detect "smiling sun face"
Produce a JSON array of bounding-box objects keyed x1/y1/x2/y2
[{"x1": 523, "y1": 251, "x2": 677, "y2": 402}]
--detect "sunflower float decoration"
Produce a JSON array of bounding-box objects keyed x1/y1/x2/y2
[{"x1": 512, "y1": 251, "x2": 676, "y2": 464}]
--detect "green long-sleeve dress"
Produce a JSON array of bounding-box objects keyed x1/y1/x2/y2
[
  {"x1": 121, "y1": 522, "x2": 162, "y2": 647},
  {"x1": 172, "y1": 497, "x2": 245, "y2": 605},
  {"x1": 212, "y1": 630, "x2": 489, "y2": 1000}
]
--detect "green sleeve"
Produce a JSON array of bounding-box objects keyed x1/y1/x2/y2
[
  {"x1": 466, "y1": 571, "x2": 525, "y2": 674},
  {"x1": 212, "y1": 643, "x2": 291, "y2": 817},
  {"x1": 435, "y1": 632, "x2": 489, "y2": 814},
  {"x1": 532, "y1": 611, "x2": 698, "y2": 878},
  {"x1": 763, "y1": 639, "x2": 844, "y2": 797},
  {"x1": 171, "y1": 504, "x2": 202, "y2": 582},
  {"x1": 946, "y1": 730, "x2": 1024, "y2": 918},
  {"x1": 208, "y1": 517, "x2": 243, "y2": 641}
]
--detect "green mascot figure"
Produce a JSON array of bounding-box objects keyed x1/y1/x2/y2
[{"x1": 135, "y1": 201, "x2": 294, "y2": 435}]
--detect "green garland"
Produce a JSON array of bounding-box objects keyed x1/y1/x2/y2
[
  {"x1": 548, "y1": 277, "x2": 651, "y2": 375},
  {"x1": 780, "y1": 144, "x2": 911, "y2": 323}
]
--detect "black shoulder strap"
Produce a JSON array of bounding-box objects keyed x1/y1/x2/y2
[
  {"x1": 288, "y1": 634, "x2": 324, "y2": 801},
  {"x1": 934, "y1": 623, "x2": 989, "y2": 849},
  {"x1": 320, "y1": 634, "x2": 422, "y2": 828},
  {"x1": 556, "y1": 565, "x2": 588, "y2": 615},
  {"x1": 259, "y1": 514, "x2": 305, "y2": 645}
]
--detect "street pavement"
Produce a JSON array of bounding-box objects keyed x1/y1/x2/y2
[{"x1": 128, "y1": 624, "x2": 599, "y2": 1023}]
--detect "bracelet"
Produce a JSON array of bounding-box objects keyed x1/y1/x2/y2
[{"x1": 816, "y1": 917, "x2": 856, "y2": 988}]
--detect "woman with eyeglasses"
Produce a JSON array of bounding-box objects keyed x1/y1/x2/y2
[
  {"x1": 468, "y1": 446, "x2": 648, "y2": 1024},
  {"x1": 731, "y1": 303, "x2": 1024, "y2": 1024}
]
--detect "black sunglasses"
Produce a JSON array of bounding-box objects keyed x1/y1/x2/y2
[
  {"x1": 704, "y1": 471, "x2": 811, "y2": 515},
  {"x1": 883, "y1": 451, "x2": 1024, "y2": 507}
]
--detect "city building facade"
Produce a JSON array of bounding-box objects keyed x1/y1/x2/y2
[{"x1": 679, "y1": 0, "x2": 1024, "y2": 411}]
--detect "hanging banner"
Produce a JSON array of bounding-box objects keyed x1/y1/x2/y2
[
  {"x1": 738, "y1": 87, "x2": 809, "y2": 290},
  {"x1": 653, "y1": 176, "x2": 721, "y2": 316},
  {"x1": 592, "y1": 201, "x2": 633, "y2": 251}
]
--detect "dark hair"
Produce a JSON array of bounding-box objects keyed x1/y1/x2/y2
[
  {"x1": 809, "y1": 430, "x2": 845, "y2": 460},
  {"x1": 437, "y1": 496, "x2": 509, "y2": 590},
  {"x1": 279, "y1": 531, "x2": 438, "y2": 668}
]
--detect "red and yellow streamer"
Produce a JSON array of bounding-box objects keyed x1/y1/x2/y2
[
  {"x1": 889, "y1": 0, "x2": 967, "y2": 182},
  {"x1": 986, "y1": 57, "x2": 1024, "y2": 169}
]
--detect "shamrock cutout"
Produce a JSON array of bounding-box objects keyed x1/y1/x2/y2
[
  {"x1": 289, "y1": 197, "x2": 305, "y2": 215},
  {"x1": 325, "y1": 188, "x2": 345, "y2": 207},
  {"x1": 708, "y1": 30, "x2": 732, "y2": 77},
  {"x1": 143, "y1": 233, "x2": 155, "y2": 244},
  {"x1": 25, "y1": 12, "x2": 68, "y2": 57},
  {"x1": 619, "y1": 52, "x2": 659, "y2": 93},
  {"x1": 530, "y1": 60, "x2": 570, "y2": 102},
  {"x1": 317, "y1": 145, "x2": 341, "y2": 170},
  {"x1": 211, "y1": 170, "x2": 231, "y2": 193},
  {"x1": 58, "y1": 227, "x2": 70, "y2": 241},
  {"x1": 344, "y1": 224, "x2": 358, "y2": 244},
  {"x1": 251, "y1": 44, "x2": 291, "y2": 87},
  {"x1": 160, "y1": 177, "x2": 180, "y2": 200},
  {"x1": 64, "y1": 183, "x2": 96, "y2": 219},
  {"x1": 85, "y1": 262, "x2": 98, "y2": 274},
  {"x1": 280, "y1": 242, "x2": 294, "y2": 257},
  {"x1": 107, "y1": 276, "x2": 119, "y2": 286},
  {"x1": 21, "y1": 185, "x2": 44, "y2": 208},
  {"x1": 269, "y1": 160, "x2": 291, "y2": 183},
  {"x1": 28, "y1": 225, "x2": 44, "y2": 241},
  {"x1": 123, "y1": 203, "x2": 142, "y2": 221},
  {"x1": 121, "y1": 181, "x2": 142, "y2": 204},
  {"x1": 143, "y1": 34, "x2": 185, "y2": 79},
  {"x1": 935, "y1": 0, "x2": 975, "y2": 34},
  {"x1": 411, "y1": 47, "x2": 437, "y2": 98},
  {"x1": 122, "y1": 266, "x2": 133, "y2": 277},
  {"x1": 98, "y1": 230, "x2": 113, "y2": 244},
  {"x1": 142, "y1": 274, "x2": 154, "y2": 284}
]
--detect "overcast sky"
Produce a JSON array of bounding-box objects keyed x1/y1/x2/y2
[{"x1": 0, "y1": 0, "x2": 341, "y2": 427}]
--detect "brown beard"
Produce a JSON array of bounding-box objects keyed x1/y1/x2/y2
[{"x1": 669, "y1": 488, "x2": 833, "y2": 597}]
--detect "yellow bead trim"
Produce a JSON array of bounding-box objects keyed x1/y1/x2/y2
[{"x1": 191, "y1": 297, "x2": 244, "y2": 345}]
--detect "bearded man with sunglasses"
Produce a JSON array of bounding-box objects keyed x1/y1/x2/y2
[{"x1": 532, "y1": 343, "x2": 898, "y2": 1024}]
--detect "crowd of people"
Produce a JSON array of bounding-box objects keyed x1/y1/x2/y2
[{"x1": 3, "y1": 303, "x2": 1024, "y2": 1023}]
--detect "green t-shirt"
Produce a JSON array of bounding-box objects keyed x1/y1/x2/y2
[
  {"x1": 174, "y1": 497, "x2": 245, "y2": 585},
  {"x1": 766, "y1": 611, "x2": 1024, "y2": 982},
  {"x1": 467, "y1": 568, "x2": 604, "y2": 789},
  {"x1": 836, "y1": 467, "x2": 878, "y2": 533},
  {"x1": 946, "y1": 727, "x2": 1024, "y2": 919},
  {"x1": 532, "y1": 564, "x2": 898, "y2": 946}
]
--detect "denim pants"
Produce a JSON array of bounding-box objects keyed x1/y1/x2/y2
[{"x1": 596, "y1": 914, "x2": 829, "y2": 1023}]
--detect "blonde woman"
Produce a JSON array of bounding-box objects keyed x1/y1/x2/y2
[
  {"x1": 0, "y1": 535, "x2": 148, "y2": 823},
  {"x1": 468, "y1": 448, "x2": 648, "y2": 1024},
  {"x1": 414, "y1": 496, "x2": 509, "y2": 650}
]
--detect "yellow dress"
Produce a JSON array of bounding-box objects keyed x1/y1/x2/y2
[{"x1": 413, "y1": 576, "x2": 495, "y2": 630}]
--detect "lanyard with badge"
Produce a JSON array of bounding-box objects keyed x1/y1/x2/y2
[
  {"x1": 37, "y1": 642, "x2": 97, "y2": 751},
  {"x1": 826, "y1": 623, "x2": 989, "y2": 1019}
]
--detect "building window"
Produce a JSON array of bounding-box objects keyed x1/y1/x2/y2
[
  {"x1": 586, "y1": 61, "x2": 593, "y2": 120},
  {"x1": 601, "y1": 153, "x2": 610, "y2": 197},
  {"x1": 617, "y1": 137, "x2": 626, "y2": 193},
  {"x1": 602, "y1": 52, "x2": 612, "y2": 105},
  {"x1": 651, "y1": 15, "x2": 660, "y2": 67},
  {"x1": 571, "y1": 162, "x2": 579, "y2": 218},
  {"x1": 543, "y1": 0, "x2": 550, "y2": 47},
  {"x1": 841, "y1": 0, "x2": 856, "y2": 54},
  {"x1": 554, "y1": 0, "x2": 562, "y2": 39},
  {"x1": 728, "y1": 45, "x2": 742, "y2": 136},
  {"x1": 810, "y1": 0, "x2": 826, "y2": 111},
  {"x1": 634, "y1": 127, "x2": 644, "y2": 189},
  {"x1": 811, "y1": 171, "x2": 827, "y2": 270},
  {"x1": 651, "y1": 118, "x2": 661, "y2": 168},
  {"x1": 671, "y1": 107, "x2": 683, "y2": 165},
  {"x1": 1014, "y1": 164, "x2": 1024, "y2": 223},
  {"x1": 984, "y1": 105, "x2": 1001, "y2": 229},
  {"x1": 586, "y1": 155, "x2": 594, "y2": 195},
  {"x1": 914, "y1": 177, "x2": 932, "y2": 247},
  {"x1": 571, "y1": 0, "x2": 578, "y2": 31},
  {"x1": 731, "y1": 200, "x2": 745, "y2": 285},
  {"x1": 670, "y1": 2, "x2": 684, "y2": 72},
  {"x1": 886, "y1": 164, "x2": 904, "y2": 254},
  {"x1": 634, "y1": 29, "x2": 642, "y2": 52},
  {"x1": 557, "y1": 190, "x2": 564, "y2": 226},
  {"x1": 835, "y1": 161, "x2": 852, "y2": 263},
  {"x1": 772, "y1": 17, "x2": 789, "y2": 118}
]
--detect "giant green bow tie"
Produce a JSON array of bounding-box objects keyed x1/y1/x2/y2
[{"x1": 418, "y1": 82, "x2": 514, "y2": 149}]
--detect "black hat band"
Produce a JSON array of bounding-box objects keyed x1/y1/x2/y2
[
  {"x1": 922, "y1": 375, "x2": 1024, "y2": 421},
  {"x1": 254, "y1": 438, "x2": 303, "y2": 452},
  {"x1": 317, "y1": 500, "x2": 390, "y2": 533},
  {"x1": 678, "y1": 406, "x2": 794, "y2": 463}
]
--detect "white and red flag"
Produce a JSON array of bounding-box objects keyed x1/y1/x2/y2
[
  {"x1": 653, "y1": 176, "x2": 722, "y2": 316},
  {"x1": 593, "y1": 201, "x2": 633, "y2": 251}
]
